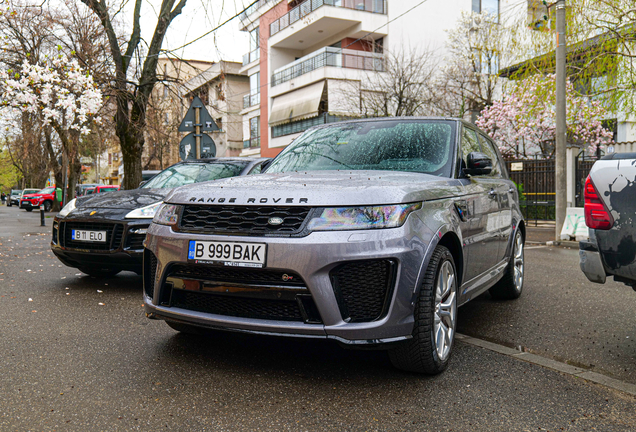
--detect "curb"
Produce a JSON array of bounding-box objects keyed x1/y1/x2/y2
[{"x1": 456, "y1": 334, "x2": 636, "y2": 397}]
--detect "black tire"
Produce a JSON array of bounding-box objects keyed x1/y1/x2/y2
[
  {"x1": 489, "y1": 230, "x2": 524, "y2": 300},
  {"x1": 43, "y1": 200, "x2": 52, "y2": 212},
  {"x1": 78, "y1": 267, "x2": 121, "y2": 278},
  {"x1": 166, "y1": 320, "x2": 209, "y2": 335},
  {"x1": 25, "y1": 207, "x2": 32, "y2": 212},
  {"x1": 388, "y1": 245, "x2": 458, "y2": 374}
]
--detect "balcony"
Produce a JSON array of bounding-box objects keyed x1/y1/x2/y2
[
  {"x1": 271, "y1": 47, "x2": 384, "y2": 87},
  {"x1": 270, "y1": 0, "x2": 386, "y2": 37},
  {"x1": 242, "y1": 48, "x2": 260, "y2": 66},
  {"x1": 243, "y1": 92, "x2": 261, "y2": 109},
  {"x1": 272, "y1": 113, "x2": 352, "y2": 138}
]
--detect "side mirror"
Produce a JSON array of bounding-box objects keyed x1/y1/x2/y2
[
  {"x1": 464, "y1": 152, "x2": 492, "y2": 176},
  {"x1": 260, "y1": 159, "x2": 273, "y2": 172},
  {"x1": 139, "y1": 181, "x2": 147, "y2": 188}
]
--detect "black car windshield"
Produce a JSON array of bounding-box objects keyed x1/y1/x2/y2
[
  {"x1": 141, "y1": 161, "x2": 249, "y2": 189},
  {"x1": 266, "y1": 120, "x2": 456, "y2": 177}
]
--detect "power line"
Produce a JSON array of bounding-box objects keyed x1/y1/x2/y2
[{"x1": 161, "y1": 0, "x2": 260, "y2": 55}]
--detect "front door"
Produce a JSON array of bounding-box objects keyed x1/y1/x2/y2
[{"x1": 457, "y1": 127, "x2": 500, "y2": 283}]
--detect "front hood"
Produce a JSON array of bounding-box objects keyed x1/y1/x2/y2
[
  {"x1": 75, "y1": 189, "x2": 168, "y2": 210},
  {"x1": 166, "y1": 171, "x2": 463, "y2": 206}
]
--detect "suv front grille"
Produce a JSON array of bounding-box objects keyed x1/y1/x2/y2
[
  {"x1": 170, "y1": 290, "x2": 304, "y2": 321},
  {"x1": 178, "y1": 205, "x2": 311, "y2": 236},
  {"x1": 168, "y1": 264, "x2": 305, "y2": 287},
  {"x1": 330, "y1": 259, "x2": 397, "y2": 323},
  {"x1": 161, "y1": 264, "x2": 321, "y2": 323},
  {"x1": 59, "y1": 222, "x2": 124, "y2": 251}
]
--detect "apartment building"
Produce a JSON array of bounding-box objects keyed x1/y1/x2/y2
[
  {"x1": 181, "y1": 61, "x2": 250, "y2": 157},
  {"x1": 237, "y1": 0, "x2": 507, "y2": 157}
]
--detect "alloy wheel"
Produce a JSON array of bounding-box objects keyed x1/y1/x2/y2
[{"x1": 434, "y1": 260, "x2": 457, "y2": 361}]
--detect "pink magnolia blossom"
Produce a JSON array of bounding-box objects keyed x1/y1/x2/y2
[{"x1": 476, "y1": 74, "x2": 613, "y2": 158}]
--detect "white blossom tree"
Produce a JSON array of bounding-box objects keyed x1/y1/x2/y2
[{"x1": 0, "y1": 50, "x2": 103, "y2": 203}]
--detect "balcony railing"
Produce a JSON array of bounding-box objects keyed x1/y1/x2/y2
[
  {"x1": 270, "y1": 0, "x2": 386, "y2": 36},
  {"x1": 243, "y1": 137, "x2": 261, "y2": 148},
  {"x1": 271, "y1": 47, "x2": 384, "y2": 87},
  {"x1": 240, "y1": 0, "x2": 270, "y2": 21},
  {"x1": 243, "y1": 92, "x2": 261, "y2": 109},
  {"x1": 242, "y1": 48, "x2": 260, "y2": 66},
  {"x1": 272, "y1": 113, "x2": 353, "y2": 138}
]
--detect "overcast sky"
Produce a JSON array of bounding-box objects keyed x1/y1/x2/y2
[{"x1": 133, "y1": 0, "x2": 253, "y2": 63}]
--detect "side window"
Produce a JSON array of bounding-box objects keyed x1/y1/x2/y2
[
  {"x1": 248, "y1": 163, "x2": 262, "y2": 175},
  {"x1": 460, "y1": 127, "x2": 481, "y2": 170},
  {"x1": 478, "y1": 133, "x2": 502, "y2": 177}
]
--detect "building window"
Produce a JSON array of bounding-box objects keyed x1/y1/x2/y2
[
  {"x1": 249, "y1": 27, "x2": 259, "y2": 52},
  {"x1": 472, "y1": 0, "x2": 499, "y2": 21},
  {"x1": 250, "y1": 72, "x2": 260, "y2": 95},
  {"x1": 245, "y1": 116, "x2": 261, "y2": 148},
  {"x1": 374, "y1": 38, "x2": 384, "y2": 54}
]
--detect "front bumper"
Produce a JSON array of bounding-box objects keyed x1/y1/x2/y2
[
  {"x1": 21, "y1": 200, "x2": 40, "y2": 209},
  {"x1": 143, "y1": 218, "x2": 434, "y2": 345},
  {"x1": 50, "y1": 216, "x2": 151, "y2": 273},
  {"x1": 579, "y1": 233, "x2": 606, "y2": 284}
]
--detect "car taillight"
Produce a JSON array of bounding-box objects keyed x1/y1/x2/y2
[{"x1": 584, "y1": 175, "x2": 614, "y2": 230}]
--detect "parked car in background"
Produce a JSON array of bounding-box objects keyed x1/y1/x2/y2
[
  {"x1": 580, "y1": 152, "x2": 636, "y2": 290},
  {"x1": 18, "y1": 188, "x2": 40, "y2": 210},
  {"x1": 93, "y1": 185, "x2": 120, "y2": 194},
  {"x1": 142, "y1": 170, "x2": 160, "y2": 185},
  {"x1": 7, "y1": 189, "x2": 22, "y2": 207},
  {"x1": 20, "y1": 187, "x2": 60, "y2": 212},
  {"x1": 76, "y1": 184, "x2": 99, "y2": 198},
  {"x1": 143, "y1": 118, "x2": 525, "y2": 375},
  {"x1": 51, "y1": 158, "x2": 270, "y2": 277}
]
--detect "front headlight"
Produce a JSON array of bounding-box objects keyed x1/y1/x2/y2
[
  {"x1": 152, "y1": 204, "x2": 181, "y2": 226},
  {"x1": 58, "y1": 198, "x2": 77, "y2": 218},
  {"x1": 307, "y1": 203, "x2": 422, "y2": 231},
  {"x1": 125, "y1": 201, "x2": 163, "y2": 219}
]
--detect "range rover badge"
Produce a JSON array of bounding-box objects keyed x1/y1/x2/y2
[{"x1": 268, "y1": 217, "x2": 283, "y2": 226}]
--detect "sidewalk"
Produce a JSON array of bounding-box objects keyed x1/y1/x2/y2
[{"x1": 526, "y1": 221, "x2": 556, "y2": 244}]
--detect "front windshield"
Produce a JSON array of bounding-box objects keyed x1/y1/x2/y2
[
  {"x1": 266, "y1": 120, "x2": 456, "y2": 177},
  {"x1": 39, "y1": 187, "x2": 55, "y2": 194},
  {"x1": 99, "y1": 188, "x2": 117, "y2": 193},
  {"x1": 141, "y1": 162, "x2": 249, "y2": 189}
]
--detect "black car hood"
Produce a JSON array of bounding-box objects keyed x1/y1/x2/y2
[{"x1": 75, "y1": 189, "x2": 168, "y2": 210}]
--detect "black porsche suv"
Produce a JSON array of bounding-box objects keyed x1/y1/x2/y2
[{"x1": 51, "y1": 158, "x2": 268, "y2": 277}]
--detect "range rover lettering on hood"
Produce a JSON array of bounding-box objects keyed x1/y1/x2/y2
[{"x1": 188, "y1": 197, "x2": 309, "y2": 204}]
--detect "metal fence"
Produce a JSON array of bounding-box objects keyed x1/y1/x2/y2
[
  {"x1": 506, "y1": 159, "x2": 555, "y2": 225},
  {"x1": 505, "y1": 154, "x2": 601, "y2": 225}
]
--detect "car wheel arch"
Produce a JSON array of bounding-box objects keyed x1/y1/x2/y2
[{"x1": 411, "y1": 226, "x2": 464, "y2": 303}]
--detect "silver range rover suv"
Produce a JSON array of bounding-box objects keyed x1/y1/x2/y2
[{"x1": 143, "y1": 118, "x2": 525, "y2": 374}]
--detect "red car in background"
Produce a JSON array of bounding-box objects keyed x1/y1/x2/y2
[
  {"x1": 20, "y1": 187, "x2": 58, "y2": 212},
  {"x1": 94, "y1": 185, "x2": 120, "y2": 194}
]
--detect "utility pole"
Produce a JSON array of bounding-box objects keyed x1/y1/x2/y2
[{"x1": 555, "y1": 0, "x2": 567, "y2": 241}]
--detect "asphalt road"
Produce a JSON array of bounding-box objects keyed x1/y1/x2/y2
[{"x1": 1, "y1": 205, "x2": 635, "y2": 431}]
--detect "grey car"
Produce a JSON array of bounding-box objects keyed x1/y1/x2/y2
[{"x1": 143, "y1": 118, "x2": 525, "y2": 374}]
